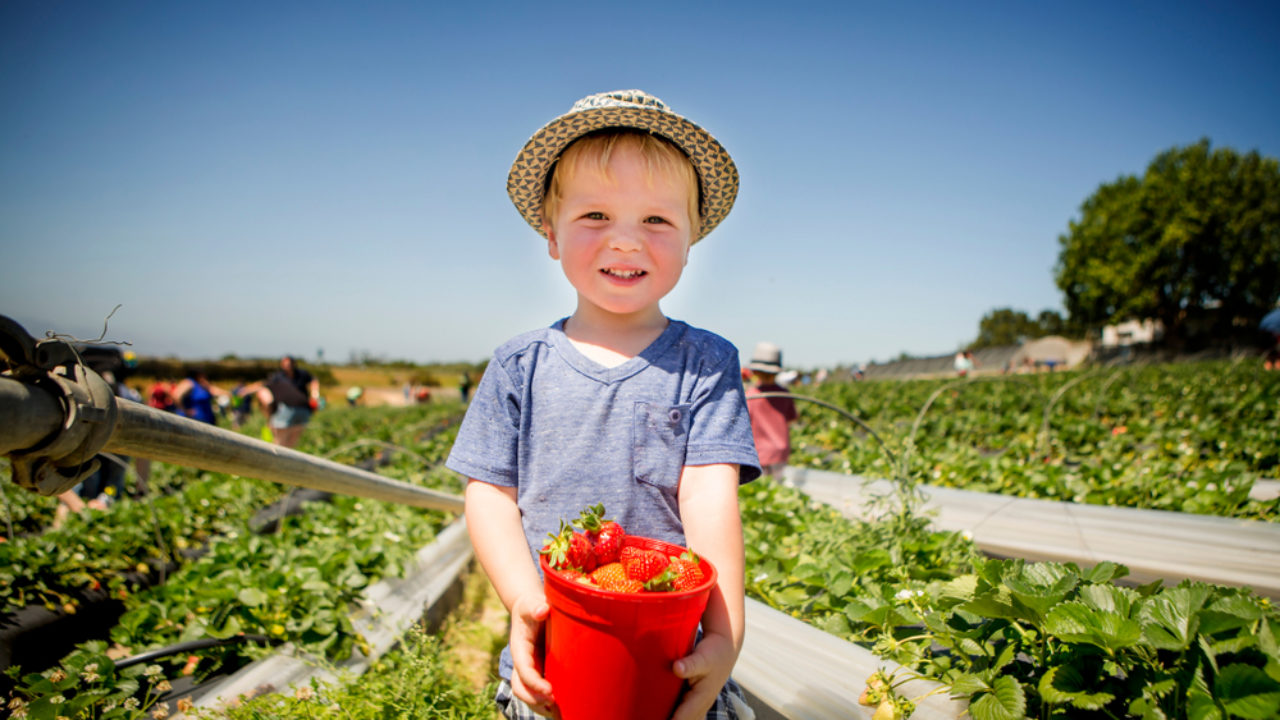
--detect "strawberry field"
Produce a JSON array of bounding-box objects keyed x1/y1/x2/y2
[
  {"x1": 2, "y1": 358, "x2": 1278, "y2": 719},
  {"x1": 789, "y1": 359, "x2": 1279, "y2": 521}
]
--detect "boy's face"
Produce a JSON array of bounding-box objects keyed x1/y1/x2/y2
[{"x1": 544, "y1": 143, "x2": 694, "y2": 321}]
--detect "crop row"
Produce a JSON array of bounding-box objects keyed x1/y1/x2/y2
[
  {"x1": 740, "y1": 476, "x2": 1280, "y2": 719},
  {"x1": 791, "y1": 359, "x2": 1279, "y2": 521},
  {"x1": 2, "y1": 403, "x2": 465, "y2": 718}
]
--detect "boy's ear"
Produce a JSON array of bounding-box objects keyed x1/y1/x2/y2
[{"x1": 545, "y1": 224, "x2": 560, "y2": 260}]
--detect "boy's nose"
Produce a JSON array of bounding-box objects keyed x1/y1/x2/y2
[{"x1": 606, "y1": 226, "x2": 644, "y2": 252}]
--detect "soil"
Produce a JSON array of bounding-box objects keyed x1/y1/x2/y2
[{"x1": 441, "y1": 563, "x2": 510, "y2": 706}]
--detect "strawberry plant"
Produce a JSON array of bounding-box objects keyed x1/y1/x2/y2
[
  {"x1": 739, "y1": 476, "x2": 1280, "y2": 719},
  {"x1": 792, "y1": 360, "x2": 1280, "y2": 521},
  {"x1": 3, "y1": 403, "x2": 467, "y2": 714}
]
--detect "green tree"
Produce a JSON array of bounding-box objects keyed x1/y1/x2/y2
[
  {"x1": 1055, "y1": 139, "x2": 1280, "y2": 348},
  {"x1": 969, "y1": 308, "x2": 1068, "y2": 349}
]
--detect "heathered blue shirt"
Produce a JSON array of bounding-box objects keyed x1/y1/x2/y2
[
  {"x1": 446, "y1": 318, "x2": 760, "y2": 681},
  {"x1": 448, "y1": 317, "x2": 761, "y2": 556}
]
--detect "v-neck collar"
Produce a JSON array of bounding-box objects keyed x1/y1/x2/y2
[{"x1": 550, "y1": 317, "x2": 684, "y2": 384}]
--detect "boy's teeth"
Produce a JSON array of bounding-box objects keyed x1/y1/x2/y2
[{"x1": 604, "y1": 269, "x2": 644, "y2": 278}]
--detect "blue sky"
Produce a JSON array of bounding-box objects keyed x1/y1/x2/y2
[{"x1": 2, "y1": 1, "x2": 1278, "y2": 369}]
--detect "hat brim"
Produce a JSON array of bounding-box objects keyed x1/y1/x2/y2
[
  {"x1": 748, "y1": 361, "x2": 783, "y2": 374},
  {"x1": 507, "y1": 104, "x2": 738, "y2": 243}
]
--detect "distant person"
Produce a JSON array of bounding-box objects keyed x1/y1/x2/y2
[
  {"x1": 229, "y1": 382, "x2": 254, "y2": 428},
  {"x1": 242, "y1": 355, "x2": 320, "y2": 448},
  {"x1": 745, "y1": 342, "x2": 798, "y2": 477},
  {"x1": 458, "y1": 372, "x2": 473, "y2": 403},
  {"x1": 172, "y1": 368, "x2": 229, "y2": 425},
  {"x1": 147, "y1": 379, "x2": 177, "y2": 412},
  {"x1": 954, "y1": 350, "x2": 976, "y2": 377},
  {"x1": 346, "y1": 385, "x2": 364, "y2": 406}
]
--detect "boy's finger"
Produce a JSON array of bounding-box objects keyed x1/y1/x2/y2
[
  {"x1": 672, "y1": 650, "x2": 707, "y2": 679},
  {"x1": 669, "y1": 682, "x2": 717, "y2": 720},
  {"x1": 512, "y1": 669, "x2": 555, "y2": 706}
]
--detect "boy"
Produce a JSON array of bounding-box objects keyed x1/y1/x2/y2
[
  {"x1": 744, "y1": 341, "x2": 798, "y2": 476},
  {"x1": 446, "y1": 90, "x2": 760, "y2": 720}
]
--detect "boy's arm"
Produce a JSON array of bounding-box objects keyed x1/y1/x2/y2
[
  {"x1": 464, "y1": 479, "x2": 556, "y2": 711},
  {"x1": 672, "y1": 462, "x2": 745, "y2": 720}
]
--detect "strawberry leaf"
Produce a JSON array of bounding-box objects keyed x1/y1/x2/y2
[
  {"x1": 1215, "y1": 664, "x2": 1280, "y2": 719},
  {"x1": 1038, "y1": 665, "x2": 1116, "y2": 710},
  {"x1": 969, "y1": 676, "x2": 1025, "y2": 720}
]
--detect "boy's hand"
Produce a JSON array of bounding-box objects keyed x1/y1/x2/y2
[
  {"x1": 510, "y1": 591, "x2": 558, "y2": 716},
  {"x1": 670, "y1": 630, "x2": 736, "y2": 720}
]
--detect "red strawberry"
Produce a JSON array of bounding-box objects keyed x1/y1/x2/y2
[
  {"x1": 589, "y1": 563, "x2": 643, "y2": 593},
  {"x1": 620, "y1": 546, "x2": 669, "y2": 583},
  {"x1": 539, "y1": 522, "x2": 595, "y2": 571},
  {"x1": 575, "y1": 504, "x2": 627, "y2": 566},
  {"x1": 668, "y1": 551, "x2": 706, "y2": 591}
]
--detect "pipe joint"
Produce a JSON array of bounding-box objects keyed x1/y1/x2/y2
[{"x1": 10, "y1": 362, "x2": 120, "y2": 496}]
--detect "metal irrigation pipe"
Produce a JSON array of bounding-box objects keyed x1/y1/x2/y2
[
  {"x1": 0, "y1": 374, "x2": 465, "y2": 513},
  {"x1": 750, "y1": 391, "x2": 898, "y2": 473}
]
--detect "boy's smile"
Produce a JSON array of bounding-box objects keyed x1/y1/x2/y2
[{"x1": 544, "y1": 143, "x2": 694, "y2": 326}]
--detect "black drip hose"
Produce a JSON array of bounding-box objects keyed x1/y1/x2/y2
[{"x1": 114, "y1": 634, "x2": 279, "y2": 670}]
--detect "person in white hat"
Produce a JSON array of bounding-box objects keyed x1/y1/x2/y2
[
  {"x1": 744, "y1": 342, "x2": 798, "y2": 477},
  {"x1": 447, "y1": 90, "x2": 759, "y2": 720}
]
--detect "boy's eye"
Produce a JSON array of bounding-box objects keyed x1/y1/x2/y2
[
  {"x1": 643, "y1": 216, "x2": 669, "y2": 225},
  {"x1": 583, "y1": 211, "x2": 606, "y2": 220}
]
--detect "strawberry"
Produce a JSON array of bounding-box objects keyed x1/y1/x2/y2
[
  {"x1": 667, "y1": 550, "x2": 706, "y2": 591},
  {"x1": 589, "y1": 562, "x2": 643, "y2": 593},
  {"x1": 620, "y1": 546, "x2": 669, "y2": 583},
  {"x1": 575, "y1": 504, "x2": 626, "y2": 566},
  {"x1": 556, "y1": 567, "x2": 589, "y2": 583},
  {"x1": 539, "y1": 521, "x2": 595, "y2": 571}
]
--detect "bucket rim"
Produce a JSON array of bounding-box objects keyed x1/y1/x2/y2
[{"x1": 541, "y1": 534, "x2": 717, "y2": 601}]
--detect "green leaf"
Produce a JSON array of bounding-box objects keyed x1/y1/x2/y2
[
  {"x1": 1079, "y1": 560, "x2": 1128, "y2": 584},
  {"x1": 237, "y1": 587, "x2": 268, "y2": 607},
  {"x1": 1044, "y1": 601, "x2": 1142, "y2": 652},
  {"x1": 853, "y1": 548, "x2": 892, "y2": 574},
  {"x1": 949, "y1": 672, "x2": 991, "y2": 695},
  {"x1": 1200, "y1": 594, "x2": 1263, "y2": 635},
  {"x1": 939, "y1": 574, "x2": 978, "y2": 601},
  {"x1": 961, "y1": 587, "x2": 1018, "y2": 621},
  {"x1": 969, "y1": 676, "x2": 1026, "y2": 720},
  {"x1": 1186, "y1": 688, "x2": 1224, "y2": 720},
  {"x1": 1078, "y1": 583, "x2": 1138, "y2": 616},
  {"x1": 1142, "y1": 588, "x2": 1202, "y2": 651},
  {"x1": 826, "y1": 570, "x2": 854, "y2": 597},
  {"x1": 1038, "y1": 665, "x2": 1116, "y2": 710},
  {"x1": 1215, "y1": 664, "x2": 1280, "y2": 719}
]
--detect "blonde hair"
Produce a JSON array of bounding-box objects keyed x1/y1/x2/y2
[{"x1": 543, "y1": 130, "x2": 700, "y2": 237}]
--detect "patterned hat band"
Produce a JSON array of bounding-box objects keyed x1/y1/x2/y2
[{"x1": 507, "y1": 90, "x2": 739, "y2": 243}]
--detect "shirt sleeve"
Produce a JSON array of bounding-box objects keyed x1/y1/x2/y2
[
  {"x1": 684, "y1": 350, "x2": 762, "y2": 483},
  {"x1": 445, "y1": 360, "x2": 521, "y2": 486}
]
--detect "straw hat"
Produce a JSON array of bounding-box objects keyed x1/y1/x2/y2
[
  {"x1": 748, "y1": 342, "x2": 783, "y2": 374},
  {"x1": 507, "y1": 89, "x2": 739, "y2": 243}
]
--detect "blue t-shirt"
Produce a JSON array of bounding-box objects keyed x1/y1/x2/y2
[
  {"x1": 447, "y1": 318, "x2": 761, "y2": 559},
  {"x1": 446, "y1": 318, "x2": 761, "y2": 681}
]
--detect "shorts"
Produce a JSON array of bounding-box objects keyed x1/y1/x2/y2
[
  {"x1": 494, "y1": 676, "x2": 753, "y2": 720},
  {"x1": 270, "y1": 404, "x2": 312, "y2": 429}
]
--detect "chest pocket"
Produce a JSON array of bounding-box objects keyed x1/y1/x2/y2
[{"x1": 633, "y1": 401, "x2": 692, "y2": 491}]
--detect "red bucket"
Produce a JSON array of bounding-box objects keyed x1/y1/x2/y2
[{"x1": 540, "y1": 535, "x2": 716, "y2": 720}]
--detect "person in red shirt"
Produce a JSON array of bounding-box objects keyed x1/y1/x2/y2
[{"x1": 744, "y1": 341, "x2": 798, "y2": 476}]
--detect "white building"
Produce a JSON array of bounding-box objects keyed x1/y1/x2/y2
[{"x1": 1101, "y1": 319, "x2": 1163, "y2": 347}]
